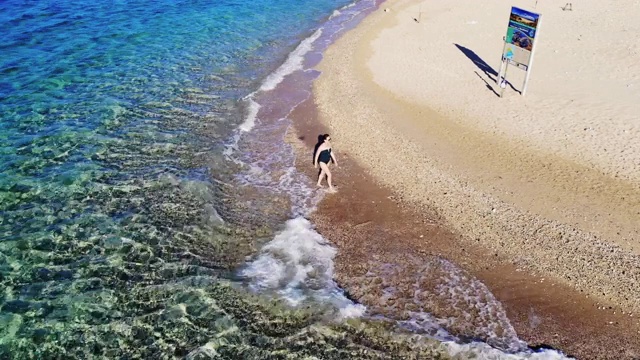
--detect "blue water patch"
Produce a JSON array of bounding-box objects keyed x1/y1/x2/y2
[{"x1": 0, "y1": 0, "x2": 410, "y2": 357}]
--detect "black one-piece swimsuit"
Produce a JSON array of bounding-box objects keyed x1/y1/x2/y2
[{"x1": 318, "y1": 148, "x2": 331, "y2": 164}]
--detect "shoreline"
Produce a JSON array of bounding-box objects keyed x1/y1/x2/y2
[{"x1": 285, "y1": 0, "x2": 640, "y2": 357}]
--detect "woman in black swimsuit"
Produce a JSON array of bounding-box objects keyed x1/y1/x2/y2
[{"x1": 313, "y1": 134, "x2": 338, "y2": 192}]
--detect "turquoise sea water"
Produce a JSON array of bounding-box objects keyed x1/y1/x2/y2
[{"x1": 0, "y1": 0, "x2": 573, "y2": 358}]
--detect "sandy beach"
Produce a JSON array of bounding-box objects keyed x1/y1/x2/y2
[{"x1": 289, "y1": 0, "x2": 640, "y2": 357}]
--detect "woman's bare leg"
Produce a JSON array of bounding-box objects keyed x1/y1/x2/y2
[
  {"x1": 317, "y1": 168, "x2": 326, "y2": 187},
  {"x1": 319, "y1": 162, "x2": 334, "y2": 191}
]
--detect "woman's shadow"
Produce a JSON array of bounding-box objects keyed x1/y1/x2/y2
[{"x1": 312, "y1": 134, "x2": 324, "y2": 176}]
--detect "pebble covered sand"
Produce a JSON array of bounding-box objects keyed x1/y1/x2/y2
[{"x1": 313, "y1": 0, "x2": 640, "y2": 317}]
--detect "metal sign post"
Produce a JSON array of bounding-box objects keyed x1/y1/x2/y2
[
  {"x1": 499, "y1": 61, "x2": 510, "y2": 98},
  {"x1": 522, "y1": 14, "x2": 542, "y2": 96},
  {"x1": 496, "y1": 40, "x2": 508, "y2": 97}
]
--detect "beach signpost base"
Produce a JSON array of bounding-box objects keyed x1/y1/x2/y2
[
  {"x1": 497, "y1": 6, "x2": 542, "y2": 97},
  {"x1": 497, "y1": 53, "x2": 510, "y2": 98}
]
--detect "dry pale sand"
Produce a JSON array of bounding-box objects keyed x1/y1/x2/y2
[{"x1": 313, "y1": 0, "x2": 640, "y2": 316}]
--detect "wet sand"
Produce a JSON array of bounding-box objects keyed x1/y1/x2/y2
[{"x1": 281, "y1": 0, "x2": 640, "y2": 355}]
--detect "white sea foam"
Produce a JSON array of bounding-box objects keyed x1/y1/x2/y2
[
  {"x1": 242, "y1": 217, "x2": 365, "y2": 318},
  {"x1": 338, "y1": 303, "x2": 366, "y2": 319},
  {"x1": 443, "y1": 341, "x2": 572, "y2": 359},
  {"x1": 259, "y1": 29, "x2": 322, "y2": 93},
  {"x1": 329, "y1": 9, "x2": 342, "y2": 20},
  {"x1": 340, "y1": 2, "x2": 357, "y2": 10},
  {"x1": 225, "y1": 28, "x2": 321, "y2": 159},
  {"x1": 238, "y1": 97, "x2": 261, "y2": 132}
]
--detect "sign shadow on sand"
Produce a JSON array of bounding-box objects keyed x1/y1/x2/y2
[{"x1": 454, "y1": 44, "x2": 521, "y2": 96}]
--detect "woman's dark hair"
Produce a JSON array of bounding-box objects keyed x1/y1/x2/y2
[{"x1": 321, "y1": 134, "x2": 330, "y2": 142}]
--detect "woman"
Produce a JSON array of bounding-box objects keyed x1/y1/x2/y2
[{"x1": 313, "y1": 134, "x2": 338, "y2": 192}]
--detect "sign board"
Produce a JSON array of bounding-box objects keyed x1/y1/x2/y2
[{"x1": 502, "y1": 7, "x2": 541, "y2": 71}]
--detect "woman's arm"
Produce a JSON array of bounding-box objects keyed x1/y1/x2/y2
[
  {"x1": 330, "y1": 150, "x2": 338, "y2": 166},
  {"x1": 314, "y1": 145, "x2": 323, "y2": 167}
]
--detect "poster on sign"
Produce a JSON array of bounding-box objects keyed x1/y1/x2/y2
[
  {"x1": 497, "y1": 6, "x2": 542, "y2": 96},
  {"x1": 503, "y1": 7, "x2": 540, "y2": 70}
]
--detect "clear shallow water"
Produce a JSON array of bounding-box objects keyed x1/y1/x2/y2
[{"x1": 0, "y1": 0, "x2": 571, "y2": 358}]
